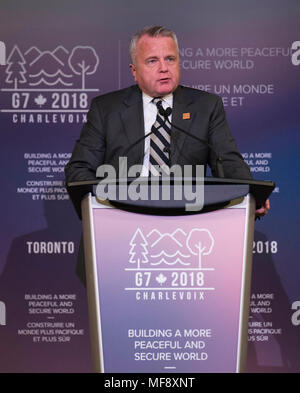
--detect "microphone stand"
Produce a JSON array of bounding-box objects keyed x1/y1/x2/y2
[{"x1": 157, "y1": 103, "x2": 225, "y2": 178}]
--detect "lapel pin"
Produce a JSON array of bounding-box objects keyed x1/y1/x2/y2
[{"x1": 182, "y1": 112, "x2": 190, "y2": 120}]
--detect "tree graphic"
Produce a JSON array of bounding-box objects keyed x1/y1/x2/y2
[
  {"x1": 186, "y1": 229, "x2": 214, "y2": 269},
  {"x1": 68, "y1": 46, "x2": 99, "y2": 89},
  {"x1": 129, "y1": 228, "x2": 149, "y2": 269},
  {"x1": 5, "y1": 45, "x2": 27, "y2": 89}
]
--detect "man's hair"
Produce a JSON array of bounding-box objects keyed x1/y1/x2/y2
[{"x1": 129, "y1": 25, "x2": 179, "y2": 65}]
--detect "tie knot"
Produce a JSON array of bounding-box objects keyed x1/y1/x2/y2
[{"x1": 152, "y1": 98, "x2": 163, "y2": 109}]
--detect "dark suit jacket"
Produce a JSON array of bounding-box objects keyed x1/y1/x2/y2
[
  {"x1": 65, "y1": 84, "x2": 252, "y2": 284},
  {"x1": 65, "y1": 84, "x2": 251, "y2": 189}
]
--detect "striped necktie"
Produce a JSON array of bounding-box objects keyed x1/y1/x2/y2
[{"x1": 149, "y1": 98, "x2": 171, "y2": 176}]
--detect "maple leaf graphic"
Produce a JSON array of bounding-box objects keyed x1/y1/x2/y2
[
  {"x1": 156, "y1": 273, "x2": 167, "y2": 286},
  {"x1": 34, "y1": 94, "x2": 47, "y2": 107}
]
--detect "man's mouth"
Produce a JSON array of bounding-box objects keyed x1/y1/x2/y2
[{"x1": 158, "y1": 78, "x2": 170, "y2": 83}]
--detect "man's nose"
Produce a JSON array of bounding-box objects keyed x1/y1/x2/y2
[{"x1": 158, "y1": 59, "x2": 168, "y2": 72}]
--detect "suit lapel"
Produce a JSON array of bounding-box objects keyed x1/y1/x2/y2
[
  {"x1": 121, "y1": 86, "x2": 145, "y2": 164},
  {"x1": 119, "y1": 85, "x2": 195, "y2": 167},
  {"x1": 170, "y1": 86, "x2": 194, "y2": 165}
]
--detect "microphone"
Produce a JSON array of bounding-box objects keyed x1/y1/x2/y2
[
  {"x1": 122, "y1": 127, "x2": 155, "y2": 159},
  {"x1": 160, "y1": 106, "x2": 172, "y2": 117},
  {"x1": 156, "y1": 102, "x2": 225, "y2": 178},
  {"x1": 122, "y1": 100, "x2": 171, "y2": 159},
  {"x1": 121, "y1": 117, "x2": 170, "y2": 170}
]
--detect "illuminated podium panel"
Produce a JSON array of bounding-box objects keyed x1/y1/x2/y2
[{"x1": 81, "y1": 191, "x2": 256, "y2": 373}]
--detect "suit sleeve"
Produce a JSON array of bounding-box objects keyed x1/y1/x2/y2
[
  {"x1": 208, "y1": 96, "x2": 252, "y2": 180},
  {"x1": 64, "y1": 98, "x2": 106, "y2": 218}
]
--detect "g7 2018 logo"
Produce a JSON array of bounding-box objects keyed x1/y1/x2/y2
[
  {"x1": 0, "y1": 44, "x2": 100, "y2": 124},
  {"x1": 125, "y1": 227, "x2": 216, "y2": 302}
]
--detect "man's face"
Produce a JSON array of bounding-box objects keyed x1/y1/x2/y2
[{"x1": 130, "y1": 35, "x2": 180, "y2": 97}]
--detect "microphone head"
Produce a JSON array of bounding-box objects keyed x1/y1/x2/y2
[
  {"x1": 158, "y1": 105, "x2": 172, "y2": 118},
  {"x1": 164, "y1": 107, "x2": 172, "y2": 117},
  {"x1": 157, "y1": 102, "x2": 165, "y2": 116}
]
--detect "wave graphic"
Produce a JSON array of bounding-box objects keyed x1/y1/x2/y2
[
  {"x1": 29, "y1": 69, "x2": 73, "y2": 78},
  {"x1": 150, "y1": 258, "x2": 191, "y2": 266},
  {"x1": 29, "y1": 77, "x2": 73, "y2": 87},
  {"x1": 151, "y1": 250, "x2": 191, "y2": 258}
]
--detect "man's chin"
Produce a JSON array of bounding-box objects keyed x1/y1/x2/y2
[{"x1": 155, "y1": 84, "x2": 177, "y2": 96}]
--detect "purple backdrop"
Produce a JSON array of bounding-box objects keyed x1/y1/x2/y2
[{"x1": 0, "y1": 0, "x2": 299, "y2": 372}]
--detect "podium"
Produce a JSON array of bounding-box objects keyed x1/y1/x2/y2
[{"x1": 68, "y1": 177, "x2": 274, "y2": 373}]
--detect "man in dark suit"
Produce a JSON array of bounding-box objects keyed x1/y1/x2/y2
[{"x1": 65, "y1": 25, "x2": 269, "y2": 217}]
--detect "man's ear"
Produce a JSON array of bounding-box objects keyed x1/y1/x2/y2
[{"x1": 129, "y1": 63, "x2": 137, "y2": 81}]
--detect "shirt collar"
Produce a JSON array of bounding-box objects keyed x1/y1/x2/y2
[{"x1": 142, "y1": 92, "x2": 173, "y2": 107}]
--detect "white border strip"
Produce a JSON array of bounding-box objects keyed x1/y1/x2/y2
[
  {"x1": 236, "y1": 194, "x2": 255, "y2": 372},
  {"x1": 82, "y1": 194, "x2": 104, "y2": 373}
]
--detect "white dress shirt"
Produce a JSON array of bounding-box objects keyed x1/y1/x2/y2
[{"x1": 140, "y1": 92, "x2": 173, "y2": 176}]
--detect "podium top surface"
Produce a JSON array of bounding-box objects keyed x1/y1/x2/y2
[{"x1": 67, "y1": 177, "x2": 275, "y2": 214}]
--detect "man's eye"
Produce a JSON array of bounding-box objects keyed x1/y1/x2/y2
[
  {"x1": 167, "y1": 57, "x2": 176, "y2": 62},
  {"x1": 147, "y1": 59, "x2": 157, "y2": 65}
]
